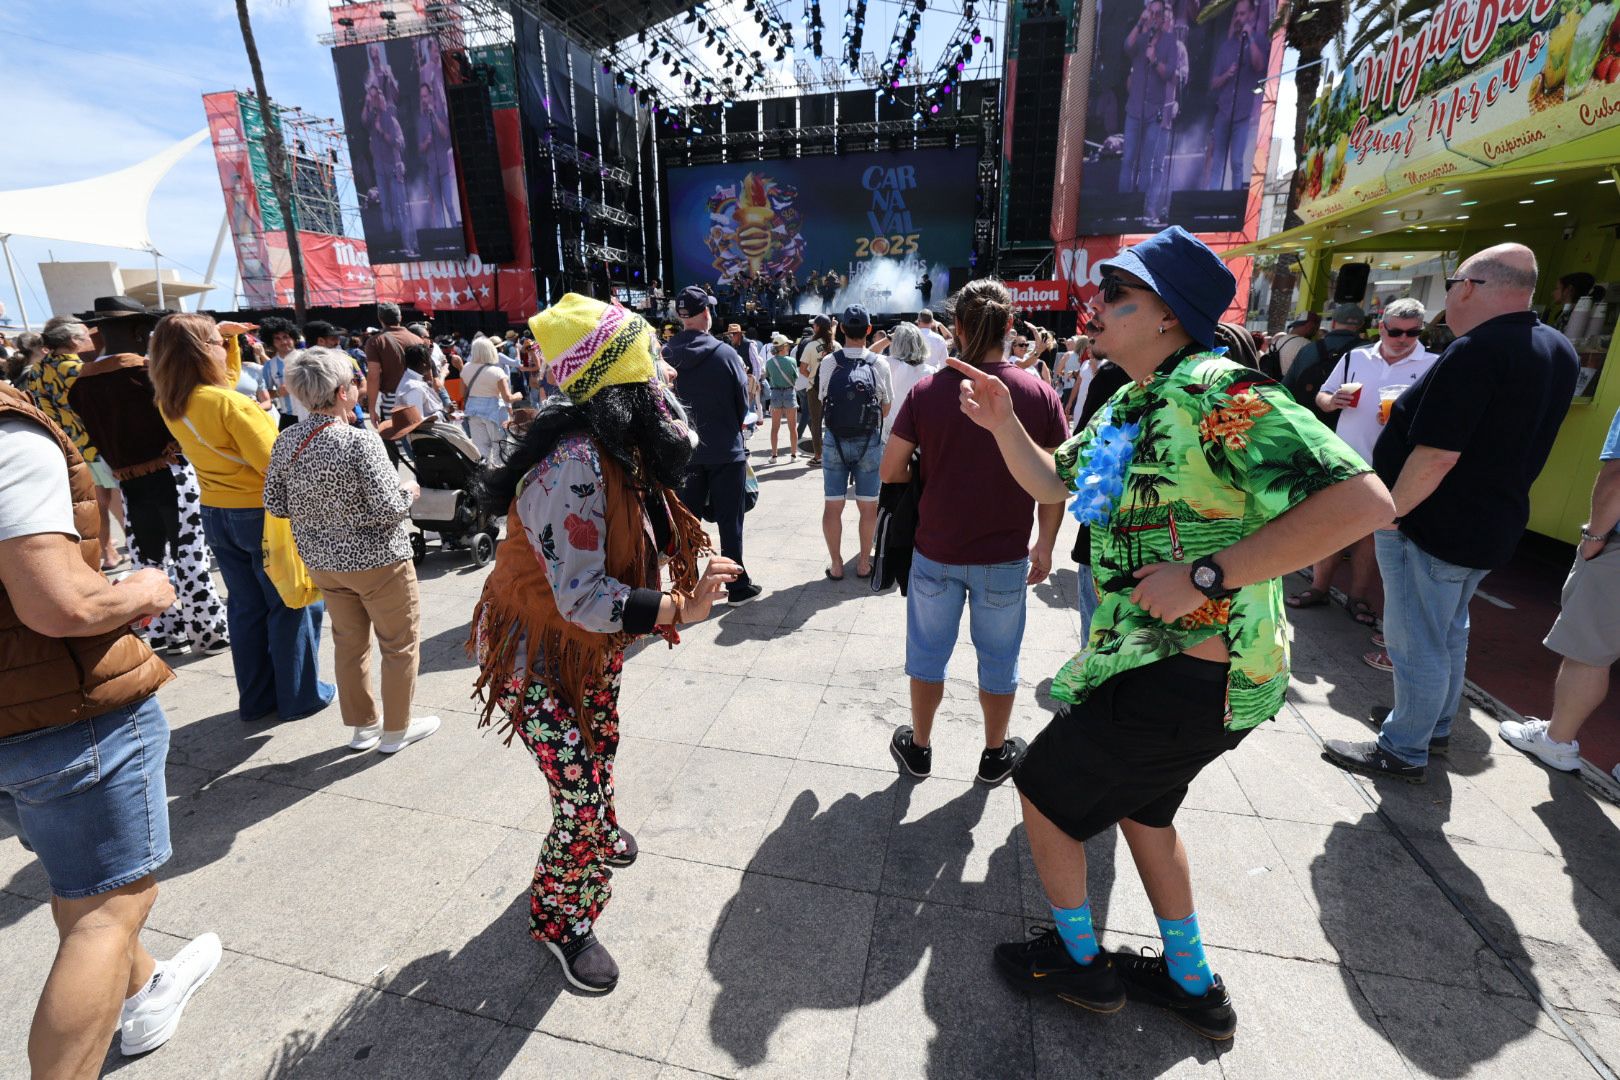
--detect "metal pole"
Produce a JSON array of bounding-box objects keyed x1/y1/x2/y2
[
  {"x1": 152, "y1": 249, "x2": 166, "y2": 310},
  {"x1": 199, "y1": 212, "x2": 229, "y2": 312},
  {"x1": 0, "y1": 234, "x2": 30, "y2": 329}
]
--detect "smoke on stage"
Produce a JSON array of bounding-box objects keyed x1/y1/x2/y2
[{"x1": 798, "y1": 256, "x2": 949, "y2": 317}]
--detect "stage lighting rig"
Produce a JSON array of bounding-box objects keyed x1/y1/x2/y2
[
  {"x1": 806, "y1": 0, "x2": 827, "y2": 58},
  {"x1": 843, "y1": 0, "x2": 869, "y2": 73}
]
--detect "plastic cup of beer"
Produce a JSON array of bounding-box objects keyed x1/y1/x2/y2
[
  {"x1": 1378, "y1": 385, "x2": 1408, "y2": 425},
  {"x1": 1341, "y1": 382, "x2": 1363, "y2": 408}
]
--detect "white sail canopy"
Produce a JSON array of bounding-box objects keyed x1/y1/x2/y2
[{"x1": 0, "y1": 129, "x2": 209, "y2": 252}]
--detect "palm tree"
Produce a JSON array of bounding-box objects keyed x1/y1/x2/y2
[{"x1": 235, "y1": 0, "x2": 307, "y2": 322}]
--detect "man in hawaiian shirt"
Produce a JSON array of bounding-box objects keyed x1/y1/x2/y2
[{"x1": 951, "y1": 226, "x2": 1394, "y2": 1040}]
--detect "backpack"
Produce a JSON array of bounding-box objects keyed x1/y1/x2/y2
[
  {"x1": 823, "y1": 348, "x2": 883, "y2": 439},
  {"x1": 1284, "y1": 337, "x2": 1357, "y2": 430},
  {"x1": 1258, "y1": 335, "x2": 1290, "y2": 381}
]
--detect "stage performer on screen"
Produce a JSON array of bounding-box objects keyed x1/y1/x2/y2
[
  {"x1": 418, "y1": 82, "x2": 457, "y2": 229},
  {"x1": 1118, "y1": 0, "x2": 1177, "y2": 218},
  {"x1": 362, "y1": 43, "x2": 415, "y2": 258},
  {"x1": 1204, "y1": 0, "x2": 1268, "y2": 191}
]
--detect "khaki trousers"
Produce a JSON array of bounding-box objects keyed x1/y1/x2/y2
[{"x1": 307, "y1": 560, "x2": 421, "y2": 732}]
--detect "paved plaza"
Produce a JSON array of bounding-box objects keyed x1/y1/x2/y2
[{"x1": 3, "y1": 431, "x2": 1620, "y2": 1079}]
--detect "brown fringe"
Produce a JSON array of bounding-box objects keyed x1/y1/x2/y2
[{"x1": 111, "y1": 443, "x2": 184, "y2": 482}]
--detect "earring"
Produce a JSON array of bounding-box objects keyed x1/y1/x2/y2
[{"x1": 1157, "y1": 325, "x2": 1166, "y2": 335}]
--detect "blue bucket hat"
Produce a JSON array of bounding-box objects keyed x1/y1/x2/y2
[{"x1": 1098, "y1": 226, "x2": 1236, "y2": 348}]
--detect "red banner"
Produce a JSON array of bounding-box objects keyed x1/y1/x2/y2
[
  {"x1": 1005, "y1": 280, "x2": 1072, "y2": 310},
  {"x1": 1054, "y1": 235, "x2": 1252, "y2": 328}
]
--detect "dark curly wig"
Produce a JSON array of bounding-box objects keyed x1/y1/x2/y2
[{"x1": 477, "y1": 382, "x2": 694, "y2": 515}]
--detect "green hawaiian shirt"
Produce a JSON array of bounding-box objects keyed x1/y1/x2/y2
[
  {"x1": 1052, "y1": 350, "x2": 1369, "y2": 730},
  {"x1": 16, "y1": 353, "x2": 99, "y2": 463}
]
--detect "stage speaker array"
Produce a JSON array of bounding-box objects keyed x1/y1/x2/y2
[
  {"x1": 447, "y1": 80, "x2": 516, "y2": 265},
  {"x1": 1003, "y1": 16, "x2": 1066, "y2": 245}
]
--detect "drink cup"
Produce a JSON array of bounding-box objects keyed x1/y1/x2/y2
[
  {"x1": 1341, "y1": 382, "x2": 1363, "y2": 408},
  {"x1": 1378, "y1": 384, "x2": 1408, "y2": 425}
]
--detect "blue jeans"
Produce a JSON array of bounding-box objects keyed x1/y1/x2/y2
[
  {"x1": 1076, "y1": 563, "x2": 1099, "y2": 641},
  {"x1": 1375, "y1": 531, "x2": 1490, "y2": 767},
  {"x1": 0, "y1": 697, "x2": 171, "y2": 899},
  {"x1": 201, "y1": 505, "x2": 334, "y2": 721},
  {"x1": 906, "y1": 551, "x2": 1030, "y2": 694}
]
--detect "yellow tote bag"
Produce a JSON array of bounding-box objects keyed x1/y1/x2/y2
[{"x1": 261, "y1": 514, "x2": 321, "y2": 609}]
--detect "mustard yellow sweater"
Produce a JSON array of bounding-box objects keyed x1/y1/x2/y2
[{"x1": 163, "y1": 338, "x2": 280, "y2": 508}]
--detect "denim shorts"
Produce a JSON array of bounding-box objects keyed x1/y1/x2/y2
[
  {"x1": 905, "y1": 550, "x2": 1030, "y2": 694},
  {"x1": 0, "y1": 696, "x2": 172, "y2": 899},
  {"x1": 822, "y1": 430, "x2": 883, "y2": 501},
  {"x1": 767, "y1": 387, "x2": 797, "y2": 410}
]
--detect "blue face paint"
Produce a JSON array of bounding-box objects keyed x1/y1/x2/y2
[{"x1": 1111, "y1": 302, "x2": 1141, "y2": 318}]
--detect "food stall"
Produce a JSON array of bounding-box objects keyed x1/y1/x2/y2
[{"x1": 1228, "y1": 0, "x2": 1620, "y2": 543}]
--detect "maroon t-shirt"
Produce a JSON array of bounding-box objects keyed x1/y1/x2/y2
[{"x1": 892, "y1": 360, "x2": 1068, "y2": 566}]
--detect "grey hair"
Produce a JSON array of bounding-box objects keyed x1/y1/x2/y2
[
  {"x1": 14, "y1": 331, "x2": 43, "y2": 356},
  {"x1": 887, "y1": 322, "x2": 930, "y2": 365},
  {"x1": 407, "y1": 322, "x2": 429, "y2": 337},
  {"x1": 916, "y1": 308, "x2": 935, "y2": 325},
  {"x1": 286, "y1": 346, "x2": 355, "y2": 411},
  {"x1": 468, "y1": 336, "x2": 500, "y2": 368},
  {"x1": 1468, "y1": 250, "x2": 1538, "y2": 293},
  {"x1": 377, "y1": 301, "x2": 402, "y2": 326},
  {"x1": 1381, "y1": 298, "x2": 1427, "y2": 322},
  {"x1": 41, "y1": 320, "x2": 89, "y2": 351}
]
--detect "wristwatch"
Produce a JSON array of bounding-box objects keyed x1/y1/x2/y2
[{"x1": 1190, "y1": 556, "x2": 1236, "y2": 600}]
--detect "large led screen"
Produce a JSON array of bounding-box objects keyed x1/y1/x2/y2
[
  {"x1": 664, "y1": 147, "x2": 977, "y2": 305},
  {"x1": 332, "y1": 35, "x2": 466, "y2": 263}
]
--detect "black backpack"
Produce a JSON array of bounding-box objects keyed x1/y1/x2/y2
[
  {"x1": 823, "y1": 348, "x2": 883, "y2": 438},
  {"x1": 1284, "y1": 338, "x2": 1357, "y2": 429}
]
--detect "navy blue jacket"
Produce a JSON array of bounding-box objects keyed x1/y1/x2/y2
[{"x1": 665, "y1": 329, "x2": 748, "y2": 465}]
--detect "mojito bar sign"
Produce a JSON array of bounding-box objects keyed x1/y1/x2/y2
[{"x1": 1296, "y1": 0, "x2": 1620, "y2": 221}]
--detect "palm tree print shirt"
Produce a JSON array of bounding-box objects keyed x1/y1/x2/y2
[{"x1": 1052, "y1": 350, "x2": 1369, "y2": 730}]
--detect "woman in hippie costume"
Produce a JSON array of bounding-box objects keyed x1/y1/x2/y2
[{"x1": 469, "y1": 294, "x2": 739, "y2": 993}]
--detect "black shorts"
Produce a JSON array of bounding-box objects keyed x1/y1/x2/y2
[{"x1": 1013, "y1": 653, "x2": 1252, "y2": 842}]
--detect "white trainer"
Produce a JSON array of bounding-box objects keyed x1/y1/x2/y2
[
  {"x1": 119, "y1": 932, "x2": 222, "y2": 1056},
  {"x1": 378, "y1": 715, "x2": 441, "y2": 754},
  {"x1": 1498, "y1": 717, "x2": 1581, "y2": 772},
  {"x1": 347, "y1": 724, "x2": 383, "y2": 751}
]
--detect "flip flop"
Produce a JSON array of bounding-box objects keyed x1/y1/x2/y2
[
  {"x1": 1286, "y1": 588, "x2": 1329, "y2": 609},
  {"x1": 856, "y1": 563, "x2": 873, "y2": 579},
  {"x1": 1348, "y1": 598, "x2": 1378, "y2": 626},
  {"x1": 825, "y1": 567, "x2": 845, "y2": 581}
]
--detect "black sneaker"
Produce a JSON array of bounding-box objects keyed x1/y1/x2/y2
[
  {"x1": 1112, "y1": 947, "x2": 1236, "y2": 1040},
  {"x1": 994, "y1": 926, "x2": 1126, "y2": 1013},
  {"x1": 1367, "y1": 706, "x2": 1448, "y2": 756},
  {"x1": 976, "y1": 737, "x2": 1028, "y2": 786},
  {"x1": 1321, "y1": 738, "x2": 1426, "y2": 784},
  {"x1": 542, "y1": 931, "x2": 619, "y2": 993},
  {"x1": 606, "y1": 830, "x2": 638, "y2": 868},
  {"x1": 727, "y1": 581, "x2": 763, "y2": 605},
  {"x1": 890, "y1": 725, "x2": 931, "y2": 778},
  {"x1": 165, "y1": 640, "x2": 193, "y2": 657}
]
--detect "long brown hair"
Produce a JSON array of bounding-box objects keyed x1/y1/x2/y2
[
  {"x1": 948, "y1": 278, "x2": 1013, "y2": 368},
  {"x1": 148, "y1": 314, "x2": 229, "y2": 420}
]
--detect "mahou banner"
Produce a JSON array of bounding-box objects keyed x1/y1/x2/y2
[
  {"x1": 1298, "y1": 0, "x2": 1620, "y2": 220},
  {"x1": 1005, "y1": 280, "x2": 1072, "y2": 311}
]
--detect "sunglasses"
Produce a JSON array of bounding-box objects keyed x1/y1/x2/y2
[
  {"x1": 1380, "y1": 326, "x2": 1422, "y2": 338},
  {"x1": 1099, "y1": 275, "x2": 1148, "y2": 305},
  {"x1": 1445, "y1": 277, "x2": 1486, "y2": 291}
]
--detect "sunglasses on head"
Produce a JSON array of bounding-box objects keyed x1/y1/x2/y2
[
  {"x1": 1099, "y1": 274, "x2": 1148, "y2": 305},
  {"x1": 1380, "y1": 326, "x2": 1422, "y2": 338}
]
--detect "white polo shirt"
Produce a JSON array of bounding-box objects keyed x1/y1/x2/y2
[{"x1": 1320, "y1": 342, "x2": 1439, "y2": 465}]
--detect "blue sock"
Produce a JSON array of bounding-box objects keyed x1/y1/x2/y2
[
  {"x1": 1050, "y1": 899, "x2": 1100, "y2": 965},
  {"x1": 1157, "y1": 912, "x2": 1213, "y2": 996}
]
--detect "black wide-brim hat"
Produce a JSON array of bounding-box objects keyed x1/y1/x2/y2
[{"x1": 76, "y1": 295, "x2": 172, "y2": 326}]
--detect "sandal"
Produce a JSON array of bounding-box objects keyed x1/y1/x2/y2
[
  {"x1": 1348, "y1": 598, "x2": 1378, "y2": 626},
  {"x1": 856, "y1": 561, "x2": 873, "y2": 579},
  {"x1": 824, "y1": 567, "x2": 845, "y2": 581},
  {"x1": 808, "y1": 457, "x2": 822, "y2": 467},
  {"x1": 1362, "y1": 650, "x2": 1394, "y2": 673},
  {"x1": 1371, "y1": 632, "x2": 1386, "y2": 649},
  {"x1": 1286, "y1": 587, "x2": 1329, "y2": 609}
]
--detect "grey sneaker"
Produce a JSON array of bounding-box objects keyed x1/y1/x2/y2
[{"x1": 543, "y1": 931, "x2": 619, "y2": 993}]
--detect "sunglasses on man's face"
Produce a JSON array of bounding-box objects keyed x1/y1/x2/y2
[
  {"x1": 1099, "y1": 275, "x2": 1148, "y2": 305},
  {"x1": 1380, "y1": 326, "x2": 1422, "y2": 338},
  {"x1": 1445, "y1": 277, "x2": 1486, "y2": 292}
]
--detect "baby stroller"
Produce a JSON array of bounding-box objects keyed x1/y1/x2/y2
[{"x1": 400, "y1": 417, "x2": 502, "y2": 568}]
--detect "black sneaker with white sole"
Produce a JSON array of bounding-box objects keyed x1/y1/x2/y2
[
  {"x1": 994, "y1": 926, "x2": 1126, "y2": 1013},
  {"x1": 606, "y1": 830, "x2": 638, "y2": 868},
  {"x1": 890, "y1": 725, "x2": 932, "y2": 778},
  {"x1": 1320, "y1": 738, "x2": 1426, "y2": 784},
  {"x1": 543, "y1": 931, "x2": 619, "y2": 993},
  {"x1": 1112, "y1": 947, "x2": 1236, "y2": 1040},
  {"x1": 976, "y1": 737, "x2": 1027, "y2": 786},
  {"x1": 727, "y1": 581, "x2": 763, "y2": 605}
]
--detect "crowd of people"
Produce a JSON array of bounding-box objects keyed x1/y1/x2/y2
[{"x1": 0, "y1": 224, "x2": 1615, "y2": 1074}]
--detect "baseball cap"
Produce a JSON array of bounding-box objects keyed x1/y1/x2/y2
[
  {"x1": 675, "y1": 285, "x2": 717, "y2": 318},
  {"x1": 1098, "y1": 225, "x2": 1236, "y2": 348},
  {"x1": 771, "y1": 331, "x2": 793, "y2": 347},
  {"x1": 1331, "y1": 303, "x2": 1366, "y2": 327},
  {"x1": 840, "y1": 304, "x2": 871, "y2": 333}
]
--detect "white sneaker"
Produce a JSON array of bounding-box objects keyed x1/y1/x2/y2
[
  {"x1": 347, "y1": 724, "x2": 383, "y2": 751},
  {"x1": 378, "y1": 715, "x2": 441, "y2": 754},
  {"x1": 119, "y1": 932, "x2": 222, "y2": 1056},
  {"x1": 1498, "y1": 717, "x2": 1582, "y2": 772}
]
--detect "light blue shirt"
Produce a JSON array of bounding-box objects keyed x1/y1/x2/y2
[{"x1": 1601, "y1": 405, "x2": 1620, "y2": 462}]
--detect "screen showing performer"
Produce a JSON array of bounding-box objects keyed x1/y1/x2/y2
[
  {"x1": 1079, "y1": 0, "x2": 1273, "y2": 234},
  {"x1": 332, "y1": 34, "x2": 467, "y2": 263}
]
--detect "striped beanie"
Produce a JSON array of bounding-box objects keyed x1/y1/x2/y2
[{"x1": 528, "y1": 293, "x2": 658, "y2": 403}]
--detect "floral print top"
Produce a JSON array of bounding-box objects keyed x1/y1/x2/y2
[
  {"x1": 16, "y1": 354, "x2": 100, "y2": 463},
  {"x1": 514, "y1": 434, "x2": 667, "y2": 637},
  {"x1": 1052, "y1": 349, "x2": 1369, "y2": 730}
]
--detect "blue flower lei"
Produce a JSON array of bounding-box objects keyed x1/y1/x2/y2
[{"x1": 1069, "y1": 404, "x2": 1141, "y2": 528}]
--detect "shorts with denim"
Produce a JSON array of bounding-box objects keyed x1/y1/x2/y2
[
  {"x1": 905, "y1": 550, "x2": 1029, "y2": 694},
  {"x1": 0, "y1": 696, "x2": 172, "y2": 899},
  {"x1": 767, "y1": 387, "x2": 797, "y2": 410},
  {"x1": 822, "y1": 430, "x2": 883, "y2": 502}
]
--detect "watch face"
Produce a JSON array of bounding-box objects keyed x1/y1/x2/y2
[{"x1": 1194, "y1": 566, "x2": 1217, "y2": 588}]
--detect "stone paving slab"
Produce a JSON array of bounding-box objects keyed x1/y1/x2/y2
[{"x1": 2, "y1": 427, "x2": 1618, "y2": 1078}]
